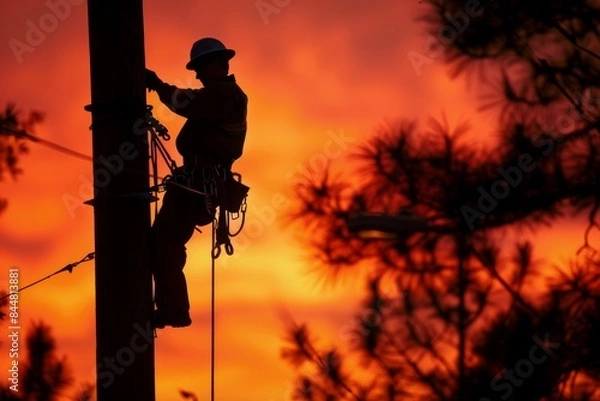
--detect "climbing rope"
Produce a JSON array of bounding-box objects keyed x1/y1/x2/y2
[{"x1": 210, "y1": 216, "x2": 217, "y2": 401}]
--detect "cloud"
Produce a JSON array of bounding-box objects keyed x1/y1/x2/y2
[{"x1": 0, "y1": 1, "x2": 501, "y2": 400}]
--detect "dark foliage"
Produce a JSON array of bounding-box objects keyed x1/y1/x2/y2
[
  {"x1": 21, "y1": 322, "x2": 73, "y2": 401},
  {"x1": 282, "y1": 1, "x2": 600, "y2": 400},
  {"x1": 0, "y1": 103, "x2": 42, "y2": 214},
  {"x1": 0, "y1": 321, "x2": 73, "y2": 401}
]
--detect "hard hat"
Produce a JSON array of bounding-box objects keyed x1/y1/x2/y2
[{"x1": 186, "y1": 37, "x2": 235, "y2": 70}]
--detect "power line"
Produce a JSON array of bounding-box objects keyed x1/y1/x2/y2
[
  {"x1": 0, "y1": 124, "x2": 93, "y2": 162},
  {"x1": 24, "y1": 132, "x2": 93, "y2": 162},
  {"x1": 0, "y1": 123, "x2": 166, "y2": 181},
  {"x1": 0, "y1": 252, "x2": 95, "y2": 301}
]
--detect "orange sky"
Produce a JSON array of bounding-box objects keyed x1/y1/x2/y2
[{"x1": 0, "y1": 1, "x2": 591, "y2": 400}]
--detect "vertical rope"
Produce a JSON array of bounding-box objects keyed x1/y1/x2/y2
[
  {"x1": 149, "y1": 119, "x2": 160, "y2": 343},
  {"x1": 150, "y1": 131, "x2": 159, "y2": 218},
  {"x1": 210, "y1": 217, "x2": 217, "y2": 401}
]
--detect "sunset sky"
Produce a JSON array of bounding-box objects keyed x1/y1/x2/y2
[{"x1": 0, "y1": 1, "x2": 590, "y2": 400}]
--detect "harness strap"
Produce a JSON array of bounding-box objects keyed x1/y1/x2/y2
[{"x1": 209, "y1": 166, "x2": 235, "y2": 258}]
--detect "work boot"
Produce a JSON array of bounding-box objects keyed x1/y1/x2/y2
[{"x1": 152, "y1": 309, "x2": 192, "y2": 329}]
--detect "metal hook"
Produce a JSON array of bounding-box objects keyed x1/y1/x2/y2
[{"x1": 212, "y1": 245, "x2": 221, "y2": 259}]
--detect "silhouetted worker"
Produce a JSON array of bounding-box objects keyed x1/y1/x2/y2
[{"x1": 145, "y1": 37, "x2": 248, "y2": 328}]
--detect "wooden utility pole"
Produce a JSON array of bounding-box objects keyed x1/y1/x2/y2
[{"x1": 87, "y1": 1, "x2": 155, "y2": 400}]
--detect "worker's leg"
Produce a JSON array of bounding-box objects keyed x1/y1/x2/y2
[{"x1": 150, "y1": 185, "x2": 202, "y2": 325}]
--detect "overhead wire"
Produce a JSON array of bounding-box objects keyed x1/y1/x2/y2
[
  {"x1": 0, "y1": 127, "x2": 97, "y2": 301},
  {"x1": 0, "y1": 122, "x2": 167, "y2": 181},
  {"x1": 0, "y1": 124, "x2": 93, "y2": 162},
  {"x1": 0, "y1": 252, "x2": 95, "y2": 301},
  {"x1": 0, "y1": 114, "x2": 162, "y2": 303}
]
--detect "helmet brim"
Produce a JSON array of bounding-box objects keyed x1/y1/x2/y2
[{"x1": 185, "y1": 49, "x2": 236, "y2": 70}]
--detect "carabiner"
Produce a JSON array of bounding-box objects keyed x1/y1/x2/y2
[{"x1": 212, "y1": 245, "x2": 222, "y2": 259}]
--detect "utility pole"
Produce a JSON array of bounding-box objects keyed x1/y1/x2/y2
[{"x1": 86, "y1": 1, "x2": 155, "y2": 400}]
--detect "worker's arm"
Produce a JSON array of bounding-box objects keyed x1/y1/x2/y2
[
  {"x1": 145, "y1": 68, "x2": 225, "y2": 120},
  {"x1": 154, "y1": 83, "x2": 225, "y2": 120}
]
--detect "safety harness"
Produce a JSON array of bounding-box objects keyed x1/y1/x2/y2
[{"x1": 144, "y1": 105, "x2": 248, "y2": 257}]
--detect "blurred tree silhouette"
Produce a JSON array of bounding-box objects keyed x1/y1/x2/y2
[
  {"x1": 282, "y1": 1, "x2": 600, "y2": 400},
  {"x1": 0, "y1": 311, "x2": 95, "y2": 401},
  {"x1": 0, "y1": 103, "x2": 42, "y2": 214},
  {"x1": 20, "y1": 322, "x2": 73, "y2": 401},
  {"x1": 0, "y1": 321, "x2": 73, "y2": 401}
]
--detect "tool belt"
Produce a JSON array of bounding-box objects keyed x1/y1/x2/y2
[{"x1": 180, "y1": 155, "x2": 249, "y2": 213}]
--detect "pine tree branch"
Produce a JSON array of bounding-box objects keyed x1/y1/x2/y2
[{"x1": 552, "y1": 21, "x2": 600, "y2": 62}]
